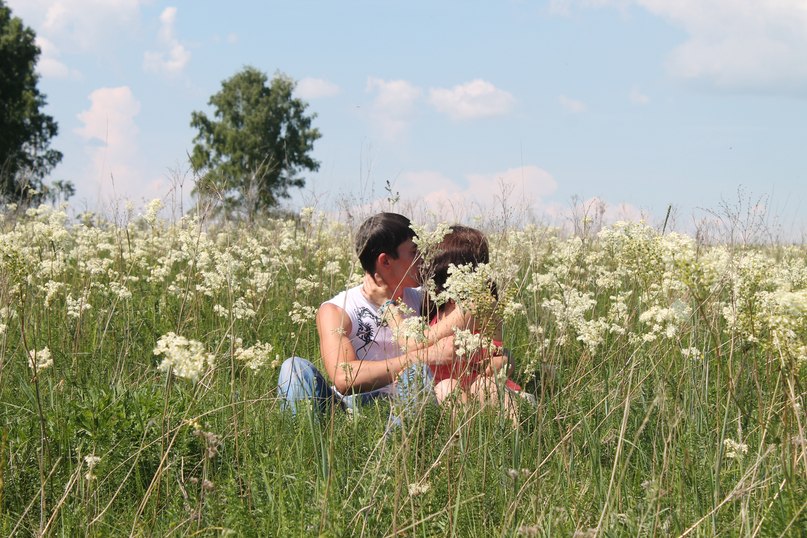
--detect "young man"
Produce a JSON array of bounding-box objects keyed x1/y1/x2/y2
[{"x1": 277, "y1": 212, "x2": 457, "y2": 413}]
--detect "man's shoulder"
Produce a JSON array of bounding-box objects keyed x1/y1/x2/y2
[
  {"x1": 316, "y1": 301, "x2": 353, "y2": 336},
  {"x1": 323, "y1": 284, "x2": 362, "y2": 309}
]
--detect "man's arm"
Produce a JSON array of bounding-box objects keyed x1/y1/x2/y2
[
  {"x1": 389, "y1": 303, "x2": 503, "y2": 352},
  {"x1": 317, "y1": 303, "x2": 458, "y2": 394}
]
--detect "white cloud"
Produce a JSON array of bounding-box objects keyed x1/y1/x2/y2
[
  {"x1": 143, "y1": 7, "x2": 190, "y2": 76},
  {"x1": 156, "y1": 6, "x2": 176, "y2": 42},
  {"x1": 37, "y1": 56, "x2": 70, "y2": 78},
  {"x1": 629, "y1": 87, "x2": 650, "y2": 104},
  {"x1": 428, "y1": 80, "x2": 515, "y2": 120},
  {"x1": 558, "y1": 94, "x2": 587, "y2": 113},
  {"x1": 542, "y1": 196, "x2": 647, "y2": 231},
  {"x1": 4, "y1": 1, "x2": 47, "y2": 21},
  {"x1": 13, "y1": 0, "x2": 147, "y2": 51},
  {"x1": 395, "y1": 165, "x2": 558, "y2": 220},
  {"x1": 296, "y1": 78, "x2": 340, "y2": 99},
  {"x1": 466, "y1": 166, "x2": 558, "y2": 202},
  {"x1": 390, "y1": 168, "x2": 647, "y2": 229},
  {"x1": 74, "y1": 86, "x2": 157, "y2": 202},
  {"x1": 34, "y1": 36, "x2": 80, "y2": 79},
  {"x1": 561, "y1": 0, "x2": 807, "y2": 93},
  {"x1": 366, "y1": 77, "x2": 422, "y2": 139},
  {"x1": 75, "y1": 87, "x2": 140, "y2": 147},
  {"x1": 648, "y1": 0, "x2": 807, "y2": 91}
]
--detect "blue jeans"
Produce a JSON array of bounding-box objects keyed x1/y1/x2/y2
[{"x1": 277, "y1": 356, "x2": 435, "y2": 418}]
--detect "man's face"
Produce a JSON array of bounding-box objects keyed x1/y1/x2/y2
[{"x1": 389, "y1": 238, "x2": 421, "y2": 289}]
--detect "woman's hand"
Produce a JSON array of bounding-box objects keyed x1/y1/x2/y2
[
  {"x1": 425, "y1": 335, "x2": 463, "y2": 366},
  {"x1": 482, "y1": 354, "x2": 510, "y2": 377}
]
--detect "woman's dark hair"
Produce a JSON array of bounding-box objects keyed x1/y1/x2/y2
[
  {"x1": 423, "y1": 225, "x2": 497, "y2": 320},
  {"x1": 355, "y1": 212, "x2": 416, "y2": 274}
]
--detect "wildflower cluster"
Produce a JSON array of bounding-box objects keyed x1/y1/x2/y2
[
  {"x1": 232, "y1": 339, "x2": 278, "y2": 372},
  {"x1": 437, "y1": 263, "x2": 497, "y2": 314},
  {"x1": 723, "y1": 438, "x2": 749, "y2": 460},
  {"x1": 410, "y1": 222, "x2": 451, "y2": 265},
  {"x1": 28, "y1": 347, "x2": 53, "y2": 373},
  {"x1": 1, "y1": 201, "x2": 805, "y2": 535},
  {"x1": 154, "y1": 332, "x2": 216, "y2": 383},
  {"x1": 83, "y1": 454, "x2": 102, "y2": 481},
  {"x1": 515, "y1": 219, "x2": 807, "y2": 383},
  {"x1": 384, "y1": 301, "x2": 429, "y2": 348}
]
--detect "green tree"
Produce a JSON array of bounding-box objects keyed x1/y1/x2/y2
[
  {"x1": 190, "y1": 67, "x2": 321, "y2": 218},
  {"x1": 0, "y1": 0, "x2": 62, "y2": 203}
]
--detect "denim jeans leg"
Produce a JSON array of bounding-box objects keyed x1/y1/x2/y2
[
  {"x1": 387, "y1": 363, "x2": 436, "y2": 431},
  {"x1": 341, "y1": 388, "x2": 388, "y2": 416},
  {"x1": 277, "y1": 356, "x2": 335, "y2": 414}
]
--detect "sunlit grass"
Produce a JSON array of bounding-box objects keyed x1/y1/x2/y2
[{"x1": 0, "y1": 202, "x2": 804, "y2": 536}]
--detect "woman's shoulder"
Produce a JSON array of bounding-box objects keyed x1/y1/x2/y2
[{"x1": 402, "y1": 286, "x2": 423, "y2": 307}]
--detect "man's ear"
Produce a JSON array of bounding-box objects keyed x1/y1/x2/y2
[{"x1": 376, "y1": 252, "x2": 391, "y2": 269}]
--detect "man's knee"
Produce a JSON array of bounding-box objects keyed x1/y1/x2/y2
[
  {"x1": 278, "y1": 356, "x2": 331, "y2": 414},
  {"x1": 279, "y1": 356, "x2": 315, "y2": 383}
]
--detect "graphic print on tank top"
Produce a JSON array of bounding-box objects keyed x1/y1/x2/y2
[{"x1": 354, "y1": 306, "x2": 381, "y2": 354}]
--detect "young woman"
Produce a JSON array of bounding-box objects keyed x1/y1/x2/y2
[{"x1": 390, "y1": 225, "x2": 521, "y2": 408}]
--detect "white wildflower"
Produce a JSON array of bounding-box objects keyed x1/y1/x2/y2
[
  {"x1": 394, "y1": 316, "x2": 429, "y2": 348},
  {"x1": 143, "y1": 198, "x2": 164, "y2": 226},
  {"x1": 723, "y1": 438, "x2": 748, "y2": 460},
  {"x1": 408, "y1": 482, "x2": 431, "y2": 496},
  {"x1": 410, "y1": 222, "x2": 451, "y2": 263},
  {"x1": 501, "y1": 300, "x2": 526, "y2": 321},
  {"x1": 638, "y1": 300, "x2": 691, "y2": 341},
  {"x1": 295, "y1": 276, "x2": 320, "y2": 294},
  {"x1": 153, "y1": 332, "x2": 215, "y2": 382},
  {"x1": 299, "y1": 206, "x2": 315, "y2": 225},
  {"x1": 323, "y1": 260, "x2": 342, "y2": 275},
  {"x1": 233, "y1": 340, "x2": 275, "y2": 371},
  {"x1": 28, "y1": 347, "x2": 53, "y2": 373},
  {"x1": 214, "y1": 297, "x2": 256, "y2": 320},
  {"x1": 681, "y1": 347, "x2": 702, "y2": 360},
  {"x1": 507, "y1": 468, "x2": 532, "y2": 480},
  {"x1": 108, "y1": 281, "x2": 132, "y2": 300},
  {"x1": 452, "y1": 328, "x2": 498, "y2": 358},
  {"x1": 41, "y1": 280, "x2": 63, "y2": 308},
  {"x1": 528, "y1": 272, "x2": 555, "y2": 293},
  {"x1": 438, "y1": 263, "x2": 497, "y2": 313},
  {"x1": 576, "y1": 318, "x2": 608, "y2": 352},
  {"x1": 0, "y1": 307, "x2": 17, "y2": 336},
  {"x1": 289, "y1": 302, "x2": 317, "y2": 325},
  {"x1": 66, "y1": 293, "x2": 91, "y2": 319},
  {"x1": 84, "y1": 454, "x2": 101, "y2": 481}
]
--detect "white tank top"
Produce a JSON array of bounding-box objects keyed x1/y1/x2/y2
[{"x1": 324, "y1": 285, "x2": 422, "y2": 368}]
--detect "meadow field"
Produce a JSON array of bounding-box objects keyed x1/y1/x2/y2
[{"x1": 0, "y1": 201, "x2": 804, "y2": 536}]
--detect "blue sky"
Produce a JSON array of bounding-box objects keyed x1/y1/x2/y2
[{"x1": 8, "y1": 0, "x2": 807, "y2": 238}]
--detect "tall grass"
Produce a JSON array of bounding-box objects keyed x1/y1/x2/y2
[{"x1": 0, "y1": 202, "x2": 804, "y2": 536}]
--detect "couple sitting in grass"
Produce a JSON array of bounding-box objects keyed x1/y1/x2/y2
[{"x1": 277, "y1": 212, "x2": 523, "y2": 421}]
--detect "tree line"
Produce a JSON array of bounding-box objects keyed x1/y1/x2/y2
[{"x1": 0, "y1": 1, "x2": 320, "y2": 215}]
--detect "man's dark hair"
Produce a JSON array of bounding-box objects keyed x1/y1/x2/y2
[{"x1": 355, "y1": 212, "x2": 415, "y2": 274}]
